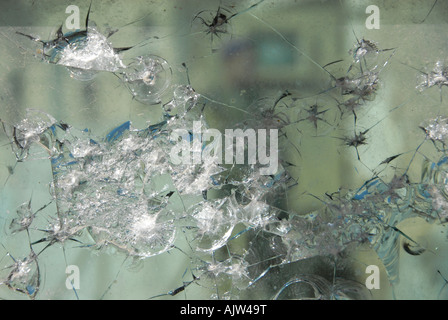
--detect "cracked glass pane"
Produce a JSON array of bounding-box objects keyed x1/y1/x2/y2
[{"x1": 1, "y1": 0, "x2": 448, "y2": 302}]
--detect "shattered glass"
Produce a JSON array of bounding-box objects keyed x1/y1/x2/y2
[{"x1": 1, "y1": 0, "x2": 448, "y2": 301}]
